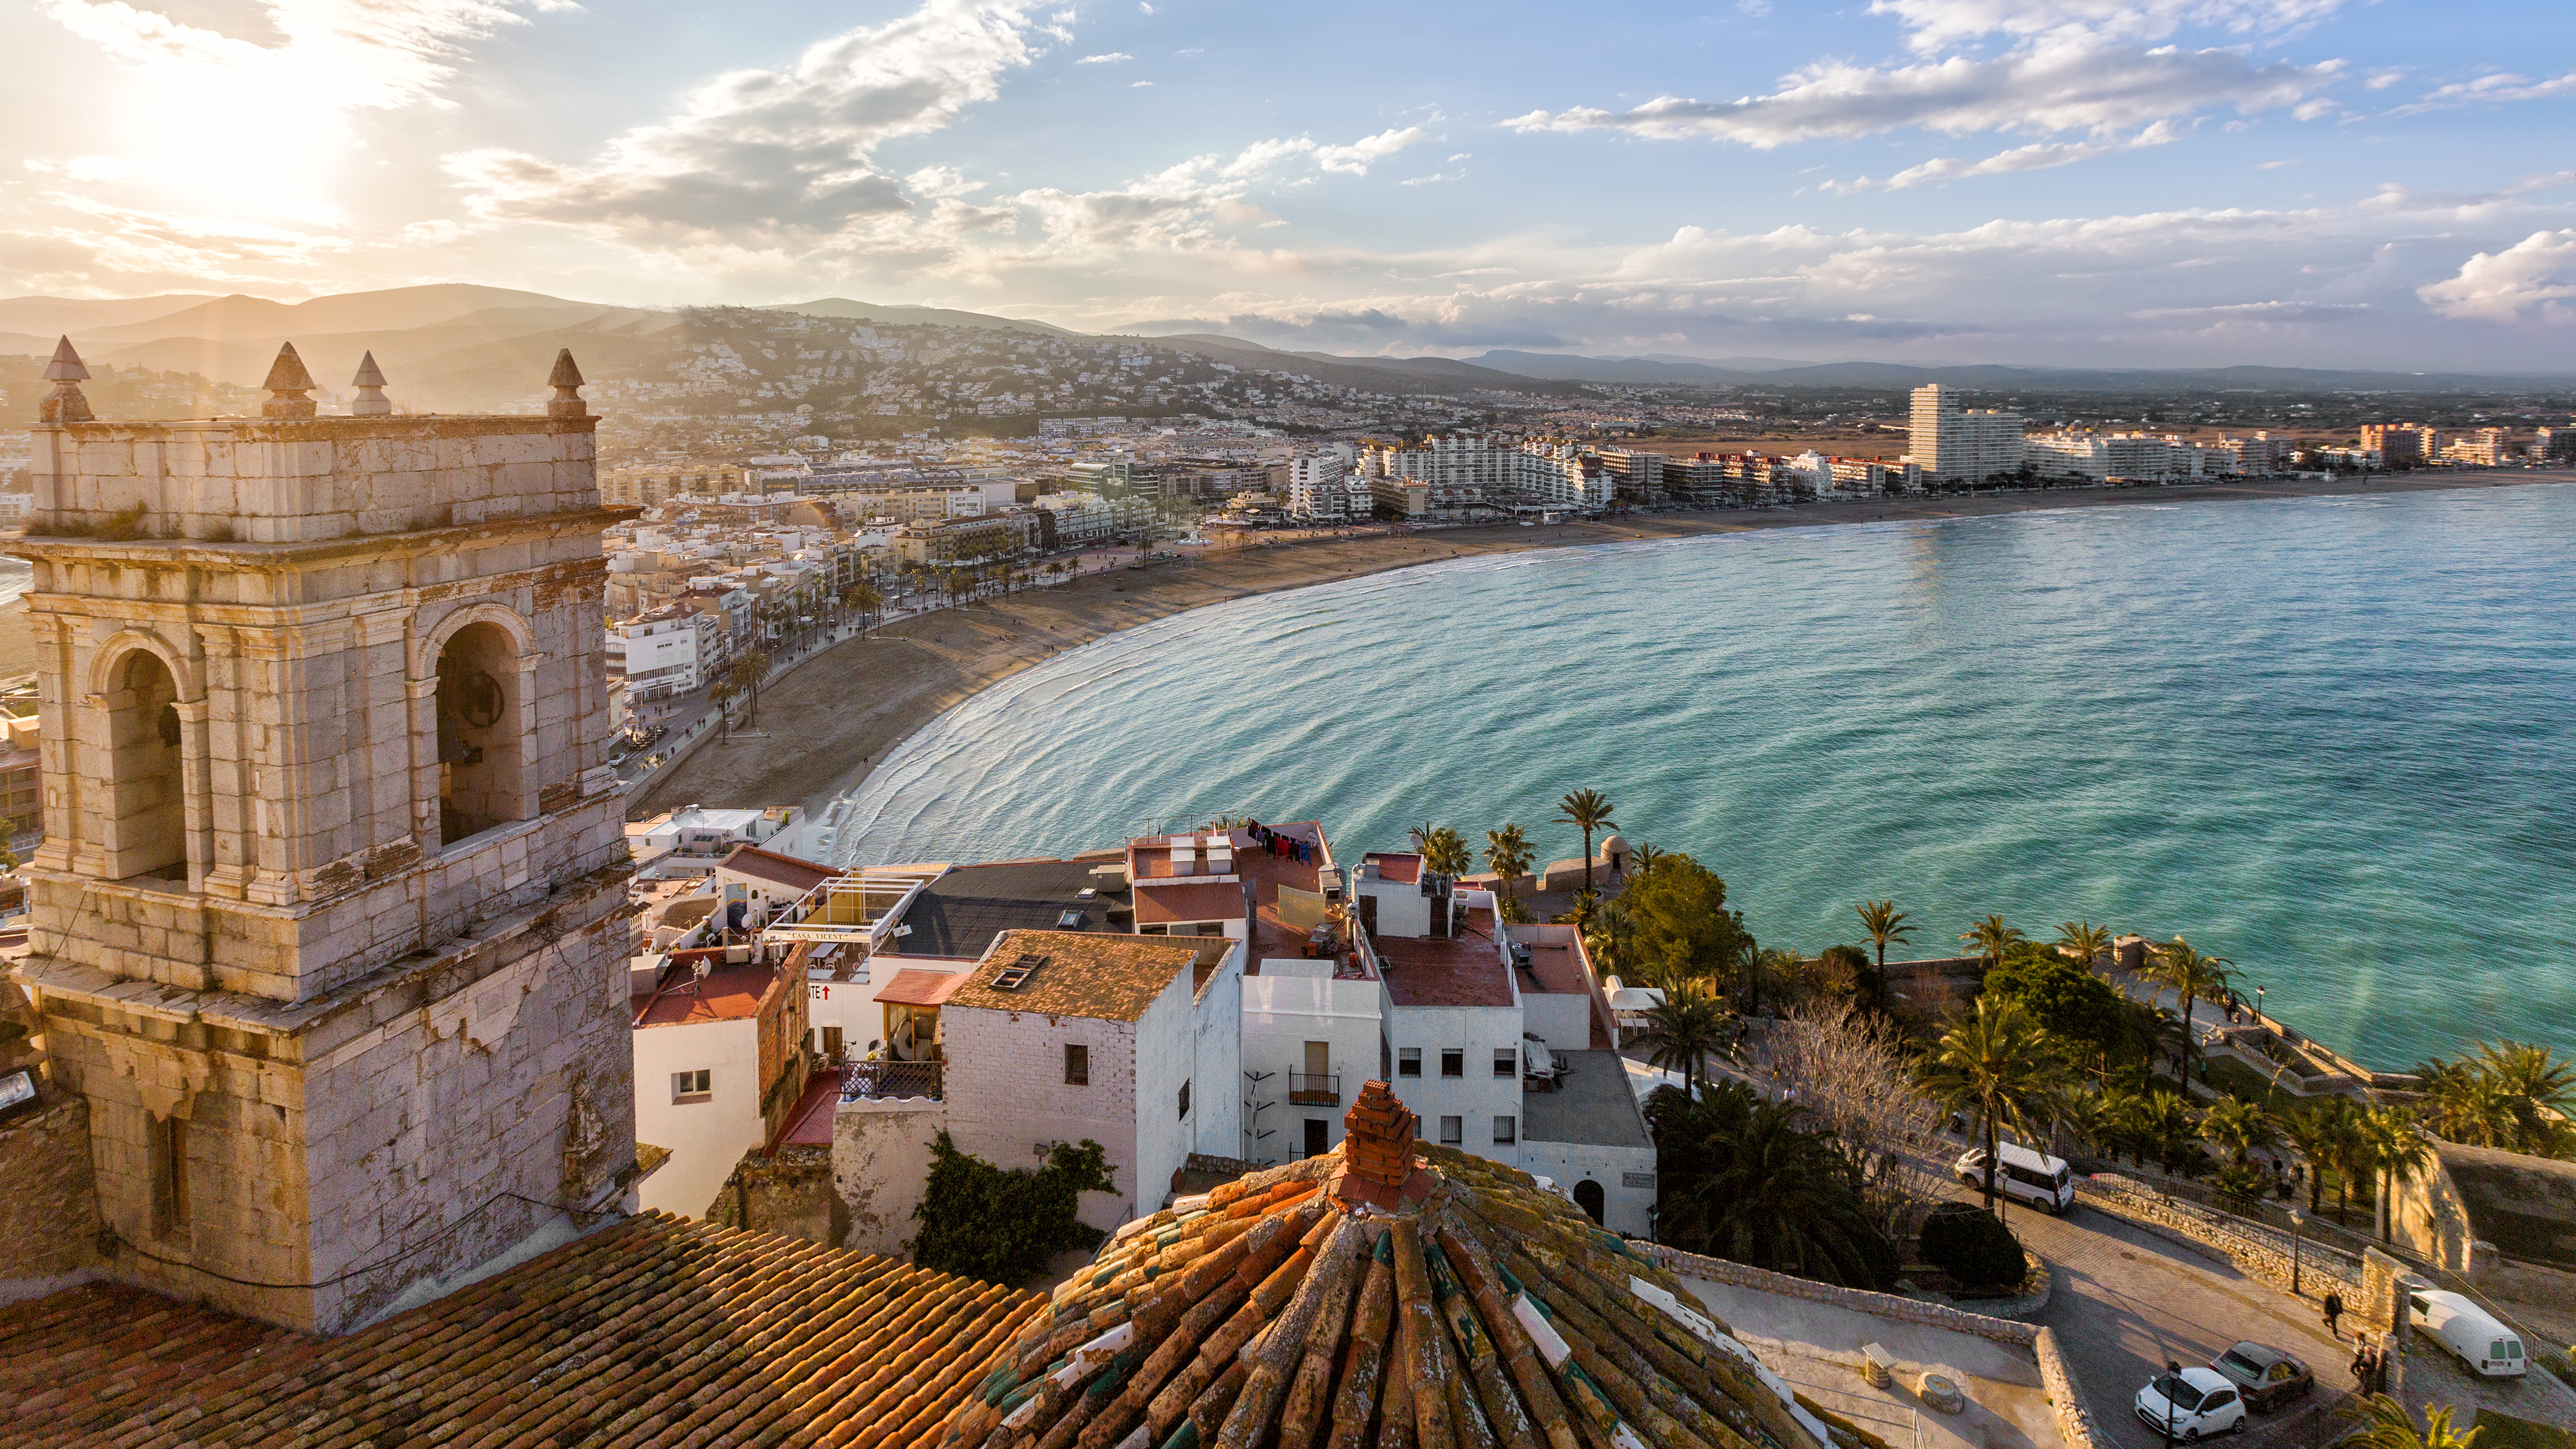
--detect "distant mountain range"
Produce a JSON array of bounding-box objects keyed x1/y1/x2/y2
[
  {"x1": 4, "y1": 286, "x2": 2569, "y2": 405},
  {"x1": 1462, "y1": 349, "x2": 2576, "y2": 392}
]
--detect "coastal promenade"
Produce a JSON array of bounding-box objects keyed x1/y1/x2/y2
[{"x1": 633, "y1": 469, "x2": 2566, "y2": 819}]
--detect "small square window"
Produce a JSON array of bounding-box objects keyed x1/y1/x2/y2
[
  {"x1": 1440, "y1": 1115, "x2": 1464, "y2": 1145},
  {"x1": 1178, "y1": 1079, "x2": 1192, "y2": 1120},
  {"x1": 1065, "y1": 1044, "x2": 1090, "y2": 1086},
  {"x1": 1441, "y1": 1049, "x2": 1464, "y2": 1078},
  {"x1": 1398, "y1": 1048, "x2": 1421, "y2": 1077},
  {"x1": 673, "y1": 1069, "x2": 712, "y2": 1103},
  {"x1": 1493, "y1": 1115, "x2": 1516, "y2": 1145},
  {"x1": 1494, "y1": 1048, "x2": 1518, "y2": 1078}
]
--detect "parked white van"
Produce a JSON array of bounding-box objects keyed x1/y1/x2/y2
[
  {"x1": 2406, "y1": 1287, "x2": 2527, "y2": 1378},
  {"x1": 1953, "y1": 1142, "x2": 2075, "y2": 1214}
]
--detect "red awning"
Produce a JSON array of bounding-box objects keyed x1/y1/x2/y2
[{"x1": 876, "y1": 968, "x2": 969, "y2": 1008}]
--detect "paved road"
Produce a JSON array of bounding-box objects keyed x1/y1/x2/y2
[{"x1": 1991, "y1": 1191, "x2": 2360, "y2": 1449}]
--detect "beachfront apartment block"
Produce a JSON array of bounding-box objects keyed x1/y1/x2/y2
[
  {"x1": 611, "y1": 605, "x2": 721, "y2": 700},
  {"x1": 1907, "y1": 384, "x2": 2026, "y2": 486}
]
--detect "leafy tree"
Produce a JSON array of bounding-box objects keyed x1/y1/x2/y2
[
  {"x1": 1983, "y1": 949, "x2": 2129, "y2": 1074},
  {"x1": 1583, "y1": 894, "x2": 1637, "y2": 985},
  {"x1": 1646, "y1": 1080, "x2": 1901, "y2": 1290},
  {"x1": 1807, "y1": 945, "x2": 1871, "y2": 1005},
  {"x1": 1916, "y1": 996, "x2": 2073, "y2": 1214},
  {"x1": 1631, "y1": 979, "x2": 1731, "y2": 1099},
  {"x1": 1919, "y1": 1202, "x2": 2025, "y2": 1289},
  {"x1": 2335, "y1": 1396, "x2": 2483, "y2": 1449},
  {"x1": 1552, "y1": 788, "x2": 1617, "y2": 896},
  {"x1": 909, "y1": 1132, "x2": 1119, "y2": 1285},
  {"x1": 1854, "y1": 901, "x2": 1916, "y2": 1010},
  {"x1": 1622, "y1": 852, "x2": 1749, "y2": 988}
]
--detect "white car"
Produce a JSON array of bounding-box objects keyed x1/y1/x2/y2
[
  {"x1": 2406, "y1": 1288, "x2": 2527, "y2": 1378},
  {"x1": 1954, "y1": 1142, "x2": 2076, "y2": 1214},
  {"x1": 2134, "y1": 1366, "x2": 2248, "y2": 1441}
]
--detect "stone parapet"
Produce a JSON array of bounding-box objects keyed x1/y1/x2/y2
[
  {"x1": 26, "y1": 415, "x2": 603, "y2": 544},
  {"x1": 2079, "y1": 1176, "x2": 2362, "y2": 1299}
]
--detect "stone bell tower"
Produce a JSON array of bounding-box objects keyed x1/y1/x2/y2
[{"x1": 10, "y1": 340, "x2": 640, "y2": 1332}]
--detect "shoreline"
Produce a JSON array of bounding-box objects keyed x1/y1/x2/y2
[{"x1": 630, "y1": 468, "x2": 2570, "y2": 824}]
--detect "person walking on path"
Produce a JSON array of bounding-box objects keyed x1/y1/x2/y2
[{"x1": 2323, "y1": 1289, "x2": 2345, "y2": 1339}]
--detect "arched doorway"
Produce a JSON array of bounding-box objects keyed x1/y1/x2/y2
[
  {"x1": 1573, "y1": 1178, "x2": 1606, "y2": 1224},
  {"x1": 104, "y1": 651, "x2": 188, "y2": 881},
  {"x1": 435, "y1": 622, "x2": 525, "y2": 845}
]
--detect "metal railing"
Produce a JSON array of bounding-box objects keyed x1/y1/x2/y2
[
  {"x1": 1287, "y1": 1072, "x2": 1340, "y2": 1106},
  {"x1": 842, "y1": 1059, "x2": 942, "y2": 1102}
]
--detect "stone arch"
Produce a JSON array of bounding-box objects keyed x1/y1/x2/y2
[
  {"x1": 415, "y1": 602, "x2": 537, "y2": 681},
  {"x1": 433, "y1": 619, "x2": 531, "y2": 846},
  {"x1": 1573, "y1": 1178, "x2": 1606, "y2": 1225},
  {"x1": 85, "y1": 628, "x2": 201, "y2": 705},
  {"x1": 96, "y1": 645, "x2": 191, "y2": 881}
]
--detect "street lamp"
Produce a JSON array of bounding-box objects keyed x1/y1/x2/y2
[
  {"x1": 2290, "y1": 1208, "x2": 2308, "y2": 1297},
  {"x1": 2255, "y1": 985, "x2": 2266, "y2": 1023}
]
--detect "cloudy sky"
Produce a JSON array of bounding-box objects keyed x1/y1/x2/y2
[{"x1": 5, "y1": 0, "x2": 2574, "y2": 367}]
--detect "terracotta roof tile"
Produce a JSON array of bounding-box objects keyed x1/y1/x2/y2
[
  {"x1": 0, "y1": 1213, "x2": 1040, "y2": 1449},
  {"x1": 942, "y1": 930, "x2": 1206, "y2": 1023}
]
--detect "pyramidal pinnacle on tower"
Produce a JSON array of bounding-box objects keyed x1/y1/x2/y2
[
  {"x1": 262, "y1": 341, "x2": 319, "y2": 419},
  {"x1": 545, "y1": 347, "x2": 588, "y2": 419},
  {"x1": 349, "y1": 350, "x2": 392, "y2": 416},
  {"x1": 40, "y1": 336, "x2": 93, "y2": 423}
]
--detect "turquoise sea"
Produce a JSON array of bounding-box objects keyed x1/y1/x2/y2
[{"x1": 834, "y1": 483, "x2": 2576, "y2": 1069}]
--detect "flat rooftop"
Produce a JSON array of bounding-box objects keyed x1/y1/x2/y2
[
  {"x1": 633, "y1": 960, "x2": 778, "y2": 1027},
  {"x1": 1375, "y1": 906, "x2": 1511, "y2": 1008},
  {"x1": 1521, "y1": 1049, "x2": 1655, "y2": 1149},
  {"x1": 888, "y1": 855, "x2": 1130, "y2": 958}
]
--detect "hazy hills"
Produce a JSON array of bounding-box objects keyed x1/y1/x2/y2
[{"x1": 5, "y1": 285, "x2": 2570, "y2": 413}]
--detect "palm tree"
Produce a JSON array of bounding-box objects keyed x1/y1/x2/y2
[
  {"x1": 1483, "y1": 822, "x2": 1534, "y2": 913},
  {"x1": 1584, "y1": 894, "x2": 1637, "y2": 986},
  {"x1": 2473, "y1": 1040, "x2": 2576, "y2": 1155},
  {"x1": 1631, "y1": 980, "x2": 1730, "y2": 1099},
  {"x1": 2336, "y1": 1395, "x2": 2483, "y2": 1449},
  {"x1": 2055, "y1": 921, "x2": 2113, "y2": 968},
  {"x1": 2200, "y1": 1096, "x2": 2281, "y2": 1168},
  {"x1": 1960, "y1": 914, "x2": 2025, "y2": 971},
  {"x1": 1420, "y1": 827, "x2": 1473, "y2": 880},
  {"x1": 841, "y1": 580, "x2": 881, "y2": 630},
  {"x1": 2283, "y1": 1098, "x2": 2360, "y2": 1215},
  {"x1": 2135, "y1": 1089, "x2": 2203, "y2": 1177},
  {"x1": 1916, "y1": 996, "x2": 2073, "y2": 1214},
  {"x1": 1629, "y1": 842, "x2": 1665, "y2": 880},
  {"x1": 2137, "y1": 936, "x2": 2233, "y2": 1083},
  {"x1": 1554, "y1": 889, "x2": 1600, "y2": 933},
  {"x1": 708, "y1": 676, "x2": 738, "y2": 741},
  {"x1": 1646, "y1": 1081, "x2": 1898, "y2": 1289},
  {"x1": 2359, "y1": 1108, "x2": 2433, "y2": 1243},
  {"x1": 1553, "y1": 788, "x2": 1617, "y2": 896},
  {"x1": 2416, "y1": 1058, "x2": 2517, "y2": 1149},
  {"x1": 1855, "y1": 901, "x2": 1915, "y2": 1011}
]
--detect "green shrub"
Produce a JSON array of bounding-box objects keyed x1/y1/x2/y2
[
  {"x1": 1919, "y1": 1202, "x2": 2025, "y2": 1289},
  {"x1": 908, "y1": 1132, "x2": 1118, "y2": 1286}
]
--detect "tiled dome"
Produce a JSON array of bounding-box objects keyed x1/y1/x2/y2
[{"x1": 939, "y1": 1081, "x2": 1851, "y2": 1449}]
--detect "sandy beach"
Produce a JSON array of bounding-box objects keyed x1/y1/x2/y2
[{"x1": 632, "y1": 468, "x2": 2566, "y2": 821}]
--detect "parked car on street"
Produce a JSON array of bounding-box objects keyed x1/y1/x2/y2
[
  {"x1": 2210, "y1": 1342, "x2": 2313, "y2": 1411},
  {"x1": 1954, "y1": 1142, "x2": 2076, "y2": 1214},
  {"x1": 2135, "y1": 1367, "x2": 2248, "y2": 1441},
  {"x1": 2406, "y1": 1288, "x2": 2527, "y2": 1377}
]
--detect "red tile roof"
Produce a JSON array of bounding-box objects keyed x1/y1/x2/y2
[
  {"x1": 0, "y1": 1213, "x2": 1038, "y2": 1448},
  {"x1": 1131, "y1": 880, "x2": 1248, "y2": 924}
]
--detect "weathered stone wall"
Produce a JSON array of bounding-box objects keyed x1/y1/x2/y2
[
  {"x1": 836, "y1": 1097, "x2": 948, "y2": 1259},
  {"x1": 706, "y1": 1145, "x2": 840, "y2": 1245},
  {"x1": 2078, "y1": 1175, "x2": 2362, "y2": 1298},
  {"x1": 0, "y1": 1092, "x2": 101, "y2": 1283}
]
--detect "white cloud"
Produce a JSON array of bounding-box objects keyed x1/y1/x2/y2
[
  {"x1": 1076, "y1": 51, "x2": 1131, "y2": 63},
  {"x1": 2388, "y1": 69, "x2": 2576, "y2": 116},
  {"x1": 449, "y1": 0, "x2": 1048, "y2": 241},
  {"x1": 2417, "y1": 230, "x2": 2576, "y2": 322},
  {"x1": 39, "y1": 0, "x2": 535, "y2": 111},
  {"x1": 1138, "y1": 1, "x2": 1153, "y2": 10},
  {"x1": 1828, "y1": 120, "x2": 2178, "y2": 190},
  {"x1": 1312, "y1": 127, "x2": 1428, "y2": 175},
  {"x1": 1504, "y1": 40, "x2": 2340, "y2": 149},
  {"x1": 1867, "y1": 0, "x2": 2348, "y2": 53},
  {"x1": 1131, "y1": 80, "x2": 1153, "y2": 87}
]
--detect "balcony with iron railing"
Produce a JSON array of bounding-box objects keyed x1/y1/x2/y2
[
  {"x1": 842, "y1": 1058, "x2": 944, "y2": 1102},
  {"x1": 1288, "y1": 1071, "x2": 1340, "y2": 1106}
]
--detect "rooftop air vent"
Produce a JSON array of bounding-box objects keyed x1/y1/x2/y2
[
  {"x1": 991, "y1": 953, "x2": 1049, "y2": 991},
  {"x1": 1077, "y1": 887, "x2": 1099, "y2": 899}
]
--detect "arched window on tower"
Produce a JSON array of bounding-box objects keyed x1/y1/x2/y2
[
  {"x1": 435, "y1": 622, "x2": 527, "y2": 845},
  {"x1": 104, "y1": 650, "x2": 189, "y2": 882}
]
